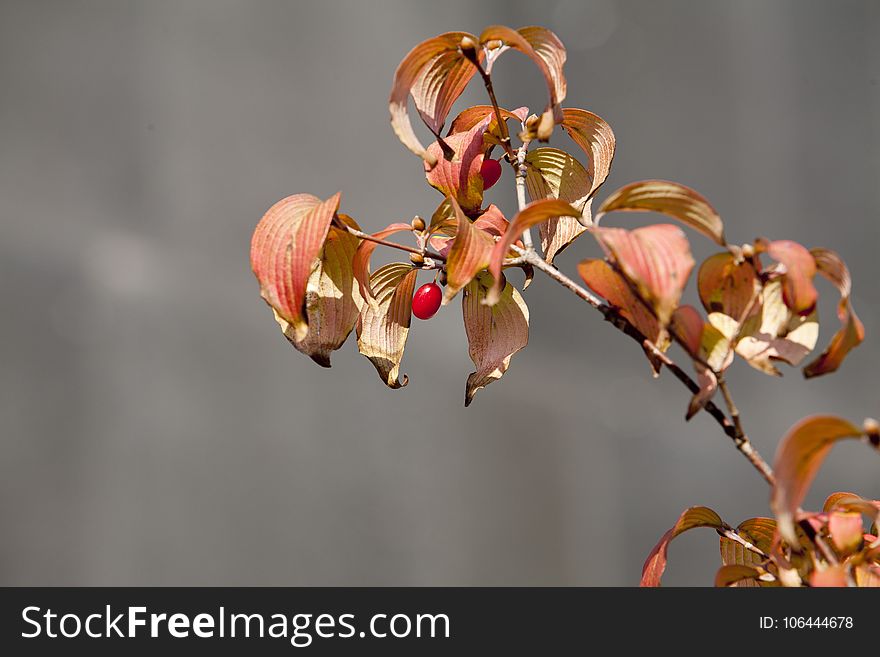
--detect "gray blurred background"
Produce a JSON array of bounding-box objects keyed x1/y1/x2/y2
[{"x1": 1, "y1": 0, "x2": 878, "y2": 586}]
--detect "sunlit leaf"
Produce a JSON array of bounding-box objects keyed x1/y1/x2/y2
[
  {"x1": 715, "y1": 564, "x2": 763, "y2": 588},
  {"x1": 719, "y1": 518, "x2": 776, "y2": 587},
  {"x1": 697, "y1": 252, "x2": 761, "y2": 319},
  {"x1": 595, "y1": 224, "x2": 695, "y2": 328},
  {"x1": 577, "y1": 259, "x2": 667, "y2": 353},
  {"x1": 641, "y1": 506, "x2": 724, "y2": 587},
  {"x1": 479, "y1": 25, "x2": 564, "y2": 140},
  {"x1": 352, "y1": 222, "x2": 413, "y2": 300},
  {"x1": 671, "y1": 305, "x2": 732, "y2": 419},
  {"x1": 487, "y1": 199, "x2": 581, "y2": 305},
  {"x1": 524, "y1": 147, "x2": 592, "y2": 263},
  {"x1": 854, "y1": 564, "x2": 880, "y2": 587},
  {"x1": 447, "y1": 104, "x2": 528, "y2": 138},
  {"x1": 761, "y1": 239, "x2": 818, "y2": 315},
  {"x1": 828, "y1": 512, "x2": 864, "y2": 555},
  {"x1": 462, "y1": 271, "x2": 529, "y2": 406},
  {"x1": 809, "y1": 565, "x2": 848, "y2": 587},
  {"x1": 803, "y1": 248, "x2": 865, "y2": 378},
  {"x1": 425, "y1": 117, "x2": 491, "y2": 215},
  {"x1": 560, "y1": 107, "x2": 615, "y2": 198},
  {"x1": 472, "y1": 204, "x2": 509, "y2": 238},
  {"x1": 443, "y1": 197, "x2": 495, "y2": 304},
  {"x1": 596, "y1": 180, "x2": 725, "y2": 245},
  {"x1": 356, "y1": 263, "x2": 419, "y2": 388},
  {"x1": 251, "y1": 192, "x2": 341, "y2": 342},
  {"x1": 272, "y1": 218, "x2": 362, "y2": 367},
  {"x1": 390, "y1": 32, "x2": 480, "y2": 165},
  {"x1": 771, "y1": 416, "x2": 869, "y2": 545},
  {"x1": 712, "y1": 280, "x2": 818, "y2": 376}
]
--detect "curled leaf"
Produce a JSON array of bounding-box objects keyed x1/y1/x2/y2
[
  {"x1": 487, "y1": 198, "x2": 580, "y2": 305},
  {"x1": 272, "y1": 219, "x2": 362, "y2": 367},
  {"x1": 390, "y1": 32, "x2": 482, "y2": 165},
  {"x1": 462, "y1": 271, "x2": 529, "y2": 406},
  {"x1": 425, "y1": 117, "x2": 491, "y2": 215},
  {"x1": 479, "y1": 25, "x2": 564, "y2": 139},
  {"x1": 251, "y1": 192, "x2": 341, "y2": 342},
  {"x1": 524, "y1": 147, "x2": 592, "y2": 263},
  {"x1": 356, "y1": 263, "x2": 419, "y2": 388},
  {"x1": 671, "y1": 305, "x2": 732, "y2": 419},
  {"x1": 720, "y1": 518, "x2": 776, "y2": 587},
  {"x1": 560, "y1": 107, "x2": 615, "y2": 198},
  {"x1": 828, "y1": 512, "x2": 864, "y2": 555},
  {"x1": 595, "y1": 224, "x2": 695, "y2": 328},
  {"x1": 596, "y1": 180, "x2": 725, "y2": 246},
  {"x1": 443, "y1": 197, "x2": 495, "y2": 304},
  {"x1": 810, "y1": 565, "x2": 848, "y2": 587},
  {"x1": 641, "y1": 506, "x2": 724, "y2": 587},
  {"x1": 447, "y1": 104, "x2": 528, "y2": 138},
  {"x1": 803, "y1": 248, "x2": 864, "y2": 378},
  {"x1": 697, "y1": 252, "x2": 761, "y2": 319},
  {"x1": 771, "y1": 415, "x2": 870, "y2": 545},
  {"x1": 761, "y1": 240, "x2": 818, "y2": 315},
  {"x1": 715, "y1": 564, "x2": 763, "y2": 588}
]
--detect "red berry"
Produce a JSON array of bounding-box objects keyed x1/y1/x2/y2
[
  {"x1": 480, "y1": 157, "x2": 503, "y2": 190},
  {"x1": 412, "y1": 282, "x2": 442, "y2": 320}
]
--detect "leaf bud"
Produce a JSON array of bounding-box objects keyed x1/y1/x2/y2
[
  {"x1": 459, "y1": 36, "x2": 478, "y2": 61},
  {"x1": 410, "y1": 252, "x2": 425, "y2": 266}
]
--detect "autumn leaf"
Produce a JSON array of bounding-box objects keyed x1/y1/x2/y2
[
  {"x1": 356, "y1": 263, "x2": 419, "y2": 388},
  {"x1": 803, "y1": 248, "x2": 865, "y2": 378},
  {"x1": 719, "y1": 517, "x2": 776, "y2": 587},
  {"x1": 524, "y1": 147, "x2": 592, "y2": 263},
  {"x1": 442, "y1": 197, "x2": 495, "y2": 304},
  {"x1": 828, "y1": 512, "x2": 864, "y2": 555},
  {"x1": 771, "y1": 415, "x2": 872, "y2": 545},
  {"x1": 487, "y1": 198, "x2": 581, "y2": 305},
  {"x1": 760, "y1": 239, "x2": 818, "y2": 315},
  {"x1": 715, "y1": 564, "x2": 764, "y2": 588},
  {"x1": 462, "y1": 271, "x2": 529, "y2": 406},
  {"x1": 578, "y1": 259, "x2": 667, "y2": 354},
  {"x1": 810, "y1": 565, "x2": 848, "y2": 587},
  {"x1": 671, "y1": 305, "x2": 732, "y2": 419},
  {"x1": 560, "y1": 108, "x2": 615, "y2": 198},
  {"x1": 447, "y1": 104, "x2": 528, "y2": 139},
  {"x1": 251, "y1": 192, "x2": 341, "y2": 342},
  {"x1": 390, "y1": 32, "x2": 481, "y2": 165},
  {"x1": 352, "y1": 222, "x2": 413, "y2": 300},
  {"x1": 272, "y1": 217, "x2": 362, "y2": 367},
  {"x1": 697, "y1": 252, "x2": 761, "y2": 319},
  {"x1": 596, "y1": 180, "x2": 725, "y2": 246},
  {"x1": 425, "y1": 116, "x2": 491, "y2": 215},
  {"x1": 479, "y1": 25, "x2": 565, "y2": 140},
  {"x1": 641, "y1": 506, "x2": 724, "y2": 587},
  {"x1": 595, "y1": 224, "x2": 695, "y2": 328}
]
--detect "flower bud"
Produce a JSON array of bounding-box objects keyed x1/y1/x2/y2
[{"x1": 411, "y1": 216, "x2": 426, "y2": 232}]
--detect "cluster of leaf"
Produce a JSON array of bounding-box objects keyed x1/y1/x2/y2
[
  {"x1": 250, "y1": 25, "x2": 876, "y2": 585},
  {"x1": 643, "y1": 417, "x2": 880, "y2": 587}
]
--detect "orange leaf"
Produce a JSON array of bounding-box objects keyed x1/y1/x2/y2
[
  {"x1": 828, "y1": 512, "x2": 864, "y2": 555},
  {"x1": 272, "y1": 218, "x2": 362, "y2": 367},
  {"x1": 462, "y1": 271, "x2": 529, "y2": 406},
  {"x1": 762, "y1": 240, "x2": 818, "y2": 315},
  {"x1": 715, "y1": 564, "x2": 763, "y2": 588},
  {"x1": 425, "y1": 117, "x2": 491, "y2": 215},
  {"x1": 524, "y1": 147, "x2": 592, "y2": 264},
  {"x1": 251, "y1": 192, "x2": 341, "y2": 342},
  {"x1": 697, "y1": 252, "x2": 761, "y2": 319},
  {"x1": 641, "y1": 506, "x2": 724, "y2": 587},
  {"x1": 771, "y1": 416, "x2": 869, "y2": 545},
  {"x1": 443, "y1": 197, "x2": 495, "y2": 304},
  {"x1": 810, "y1": 565, "x2": 848, "y2": 587},
  {"x1": 719, "y1": 518, "x2": 777, "y2": 587},
  {"x1": 352, "y1": 222, "x2": 413, "y2": 300},
  {"x1": 487, "y1": 199, "x2": 581, "y2": 305},
  {"x1": 595, "y1": 224, "x2": 695, "y2": 328},
  {"x1": 479, "y1": 26, "x2": 564, "y2": 139},
  {"x1": 596, "y1": 180, "x2": 725, "y2": 245},
  {"x1": 447, "y1": 104, "x2": 528, "y2": 137},
  {"x1": 560, "y1": 107, "x2": 615, "y2": 198},
  {"x1": 671, "y1": 305, "x2": 732, "y2": 419},
  {"x1": 803, "y1": 248, "x2": 865, "y2": 378},
  {"x1": 356, "y1": 263, "x2": 419, "y2": 388},
  {"x1": 390, "y1": 32, "x2": 480, "y2": 165}
]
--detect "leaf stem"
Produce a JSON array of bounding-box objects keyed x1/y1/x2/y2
[{"x1": 336, "y1": 222, "x2": 446, "y2": 262}]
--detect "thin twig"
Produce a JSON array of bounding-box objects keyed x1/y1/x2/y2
[
  {"x1": 337, "y1": 222, "x2": 446, "y2": 261},
  {"x1": 513, "y1": 145, "x2": 534, "y2": 250},
  {"x1": 718, "y1": 379, "x2": 746, "y2": 444}
]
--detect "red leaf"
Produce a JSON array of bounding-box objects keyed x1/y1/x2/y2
[
  {"x1": 560, "y1": 107, "x2": 615, "y2": 198},
  {"x1": 771, "y1": 416, "x2": 869, "y2": 544},
  {"x1": 595, "y1": 224, "x2": 695, "y2": 327},
  {"x1": 472, "y1": 204, "x2": 509, "y2": 238},
  {"x1": 596, "y1": 180, "x2": 725, "y2": 245},
  {"x1": 762, "y1": 239, "x2": 818, "y2": 315},
  {"x1": 443, "y1": 197, "x2": 495, "y2": 303},
  {"x1": 641, "y1": 506, "x2": 724, "y2": 587},
  {"x1": 390, "y1": 32, "x2": 480, "y2": 165},
  {"x1": 352, "y1": 222, "x2": 413, "y2": 300},
  {"x1": 803, "y1": 248, "x2": 865, "y2": 378},
  {"x1": 487, "y1": 199, "x2": 581, "y2": 305},
  {"x1": 447, "y1": 104, "x2": 529, "y2": 137},
  {"x1": 425, "y1": 117, "x2": 491, "y2": 215},
  {"x1": 251, "y1": 192, "x2": 341, "y2": 341}
]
